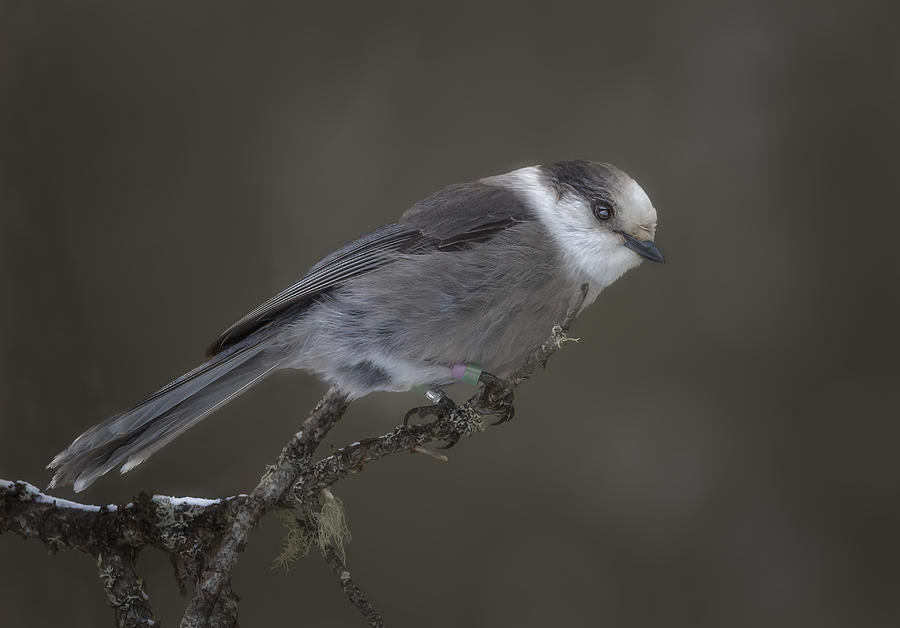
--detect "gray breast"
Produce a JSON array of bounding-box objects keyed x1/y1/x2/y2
[{"x1": 294, "y1": 220, "x2": 576, "y2": 391}]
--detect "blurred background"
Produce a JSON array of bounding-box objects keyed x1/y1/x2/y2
[{"x1": 1, "y1": 1, "x2": 898, "y2": 626}]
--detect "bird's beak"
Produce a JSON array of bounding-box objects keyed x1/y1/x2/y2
[{"x1": 623, "y1": 233, "x2": 665, "y2": 263}]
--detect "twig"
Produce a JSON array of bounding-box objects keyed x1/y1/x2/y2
[
  {"x1": 321, "y1": 545, "x2": 384, "y2": 628},
  {"x1": 97, "y1": 549, "x2": 157, "y2": 627},
  {"x1": 180, "y1": 387, "x2": 351, "y2": 628},
  {"x1": 412, "y1": 444, "x2": 449, "y2": 461}
]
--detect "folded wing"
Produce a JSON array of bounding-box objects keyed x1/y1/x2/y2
[{"x1": 207, "y1": 180, "x2": 531, "y2": 355}]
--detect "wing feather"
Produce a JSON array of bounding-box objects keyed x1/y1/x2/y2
[
  {"x1": 206, "y1": 223, "x2": 420, "y2": 354},
  {"x1": 207, "y1": 180, "x2": 532, "y2": 355}
]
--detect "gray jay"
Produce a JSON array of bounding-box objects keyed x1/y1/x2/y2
[{"x1": 48, "y1": 160, "x2": 663, "y2": 491}]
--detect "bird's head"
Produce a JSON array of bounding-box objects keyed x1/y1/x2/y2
[
  {"x1": 496, "y1": 159, "x2": 663, "y2": 301},
  {"x1": 540, "y1": 160, "x2": 663, "y2": 265},
  {"x1": 487, "y1": 159, "x2": 664, "y2": 301}
]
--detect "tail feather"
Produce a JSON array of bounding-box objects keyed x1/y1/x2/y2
[{"x1": 48, "y1": 337, "x2": 284, "y2": 492}]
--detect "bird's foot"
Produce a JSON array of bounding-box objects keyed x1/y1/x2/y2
[
  {"x1": 403, "y1": 389, "x2": 457, "y2": 427},
  {"x1": 438, "y1": 405, "x2": 484, "y2": 449},
  {"x1": 403, "y1": 389, "x2": 485, "y2": 449},
  {"x1": 476, "y1": 371, "x2": 516, "y2": 425},
  {"x1": 401, "y1": 372, "x2": 514, "y2": 450}
]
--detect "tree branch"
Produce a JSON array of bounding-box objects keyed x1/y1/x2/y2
[
  {"x1": 321, "y1": 544, "x2": 384, "y2": 627},
  {"x1": 97, "y1": 549, "x2": 156, "y2": 627},
  {"x1": 180, "y1": 386, "x2": 351, "y2": 628},
  {"x1": 0, "y1": 480, "x2": 236, "y2": 627}
]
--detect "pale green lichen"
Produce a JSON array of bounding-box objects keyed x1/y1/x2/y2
[
  {"x1": 152, "y1": 497, "x2": 214, "y2": 557},
  {"x1": 273, "y1": 490, "x2": 351, "y2": 571},
  {"x1": 154, "y1": 499, "x2": 177, "y2": 528},
  {"x1": 317, "y1": 492, "x2": 351, "y2": 561},
  {"x1": 272, "y1": 510, "x2": 314, "y2": 571},
  {"x1": 154, "y1": 499, "x2": 189, "y2": 555}
]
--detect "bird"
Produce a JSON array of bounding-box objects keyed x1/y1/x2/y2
[{"x1": 48, "y1": 160, "x2": 664, "y2": 492}]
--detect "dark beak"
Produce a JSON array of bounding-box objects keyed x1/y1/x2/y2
[{"x1": 623, "y1": 234, "x2": 665, "y2": 263}]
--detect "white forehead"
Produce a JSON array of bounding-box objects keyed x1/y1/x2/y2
[{"x1": 618, "y1": 177, "x2": 657, "y2": 227}]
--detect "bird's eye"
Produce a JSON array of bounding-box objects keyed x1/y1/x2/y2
[{"x1": 592, "y1": 201, "x2": 613, "y2": 221}]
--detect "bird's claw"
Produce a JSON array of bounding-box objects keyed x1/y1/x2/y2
[
  {"x1": 404, "y1": 394, "x2": 463, "y2": 449},
  {"x1": 403, "y1": 395, "x2": 457, "y2": 427},
  {"x1": 477, "y1": 371, "x2": 516, "y2": 425},
  {"x1": 436, "y1": 431, "x2": 462, "y2": 449},
  {"x1": 487, "y1": 403, "x2": 515, "y2": 425},
  {"x1": 402, "y1": 371, "x2": 515, "y2": 449}
]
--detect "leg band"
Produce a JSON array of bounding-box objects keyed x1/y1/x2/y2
[{"x1": 451, "y1": 362, "x2": 482, "y2": 386}]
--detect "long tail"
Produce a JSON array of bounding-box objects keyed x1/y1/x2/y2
[{"x1": 48, "y1": 335, "x2": 285, "y2": 492}]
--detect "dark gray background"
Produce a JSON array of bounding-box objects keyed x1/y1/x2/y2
[{"x1": 2, "y1": 1, "x2": 898, "y2": 626}]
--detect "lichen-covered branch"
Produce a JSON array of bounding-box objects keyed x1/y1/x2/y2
[
  {"x1": 0, "y1": 480, "x2": 237, "y2": 627},
  {"x1": 180, "y1": 386, "x2": 351, "y2": 628},
  {"x1": 321, "y1": 544, "x2": 384, "y2": 628},
  {"x1": 97, "y1": 549, "x2": 156, "y2": 627},
  {"x1": 0, "y1": 284, "x2": 588, "y2": 628}
]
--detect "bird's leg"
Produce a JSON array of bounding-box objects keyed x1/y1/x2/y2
[
  {"x1": 401, "y1": 364, "x2": 516, "y2": 450},
  {"x1": 447, "y1": 362, "x2": 516, "y2": 424},
  {"x1": 476, "y1": 371, "x2": 515, "y2": 425},
  {"x1": 403, "y1": 388, "x2": 469, "y2": 449},
  {"x1": 430, "y1": 370, "x2": 516, "y2": 449},
  {"x1": 403, "y1": 388, "x2": 457, "y2": 427}
]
